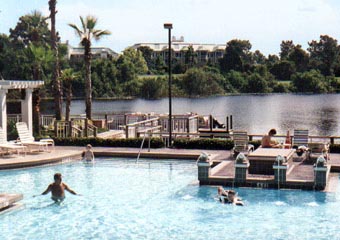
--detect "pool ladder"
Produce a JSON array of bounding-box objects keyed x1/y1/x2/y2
[{"x1": 136, "y1": 132, "x2": 151, "y2": 163}]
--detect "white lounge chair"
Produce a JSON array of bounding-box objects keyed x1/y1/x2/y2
[
  {"x1": 292, "y1": 129, "x2": 310, "y2": 161},
  {"x1": 0, "y1": 127, "x2": 26, "y2": 156},
  {"x1": 15, "y1": 122, "x2": 51, "y2": 152},
  {"x1": 231, "y1": 130, "x2": 254, "y2": 158}
]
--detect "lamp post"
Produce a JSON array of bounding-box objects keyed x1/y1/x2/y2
[{"x1": 164, "y1": 23, "x2": 173, "y2": 147}]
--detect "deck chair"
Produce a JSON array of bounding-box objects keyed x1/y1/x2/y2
[
  {"x1": 231, "y1": 130, "x2": 254, "y2": 158},
  {"x1": 0, "y1": 127, "x2": 26, "y2": 156},
  {"x1": 15, "y1": 122, "x2": 50, "y2": 152},
  {"x1": 292, "y1": 129, "x2": 310, "y2": 161}
]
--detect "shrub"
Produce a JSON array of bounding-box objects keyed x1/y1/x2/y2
[
  {"x1": 173, "y1": 138, "x2": 234, "y2": 150},
  {"x1": 52, "y1": 137, "x2": 165, "y2": 148}
]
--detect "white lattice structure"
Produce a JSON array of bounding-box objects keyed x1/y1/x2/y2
[{"x1": 0, "y1": 80, "x2": 44, "y2": 140}]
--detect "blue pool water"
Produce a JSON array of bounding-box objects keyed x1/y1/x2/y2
[{"x1": 1, "y1": 159, "x2": 340, "y2": 240}]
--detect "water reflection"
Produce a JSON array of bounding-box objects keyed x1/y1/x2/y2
[{"x1": 40, "y1": 94, "x2": 340, "y2": 136}]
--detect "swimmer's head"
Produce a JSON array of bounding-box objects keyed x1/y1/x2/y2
[
  {"x1": 54, "y1": 173, "x2": 62, "y2": 182},
  {"x1": 86, "y1": 144, "x2": 92, "y2": 149}
]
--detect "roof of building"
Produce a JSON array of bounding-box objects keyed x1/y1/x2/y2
[
  {"x1": 131, "y1": 42, "x2": 226, "y2": 52},
  {"x1": 0, "y1": 80, "x2": 44, "y2": 90},
  {"x1": 69, "y1": 47, "x2": 119, "y2": 56}
]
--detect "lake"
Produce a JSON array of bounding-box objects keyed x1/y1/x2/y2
[{"x1": 41, "y1": 94, "x2": 340, "y2": 136}]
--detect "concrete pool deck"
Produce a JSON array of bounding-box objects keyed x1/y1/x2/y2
[
  {"x1": 1, "y1": 146, "x2": 340, "y2": 192},
  {"x1": 0, "y1": 146, "x2": 230, "y2": 170},
  {"x1": 1, "y1": 146, "x2": 340, "y2": 170}
]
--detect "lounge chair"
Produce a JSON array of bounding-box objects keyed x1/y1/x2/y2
[
  {"x1": 231, "y1": 130, "x2": 254, "y2": 158},
  {"x1": 292, "y1": 129, "x2": 310, "y2": 161},
  {"x1": 15, "y1": 122, "x2": 51, "y2": 152},
  {"x1": 0, "y1": 127, "x2": 26, "y2": 156}
]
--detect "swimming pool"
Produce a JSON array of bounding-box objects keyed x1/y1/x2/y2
[{"x1": 1, "y1": 158, "x2": 340, "y2": 240}]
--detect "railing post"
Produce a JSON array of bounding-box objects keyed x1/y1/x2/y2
[
  {"x1": 186, "y1": 118, "x2": 190, "y2": 138},
  {"x1": 105, "y1": 114, "x2": 108, "y2": 130},
  {"x1": 68, "y1": 121, "x2": 72, "y2": 137},
  {"x1": 209, "y1": 115, "x2": 213, "y2": 131},
  {"x1": 85, "y1": 118, "x2": 88, "y2": 137},
  {"x1": 54, "y1": 120, "x2": 58, "y2": 137}
]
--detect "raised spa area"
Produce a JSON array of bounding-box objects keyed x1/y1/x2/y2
[{"x1": 1, "y1": 157, "x2": 340, "y2": 239}]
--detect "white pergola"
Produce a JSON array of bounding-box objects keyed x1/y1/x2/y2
[{"x1": 0, "y1": 80, "x2": 44, "y2": 140}]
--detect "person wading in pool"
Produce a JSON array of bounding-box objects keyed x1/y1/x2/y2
[{"x1": 39, "y1": 173, "x2": 79, "y2": 202}]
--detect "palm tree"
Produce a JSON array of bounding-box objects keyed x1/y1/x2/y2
[
  {"x1": 48, "y1": 0, "x2": 62, "y2": 121},
  {"x1": 68, "y1": 16, "x2": 110, "y2": 119},
  {"x1": 26, "y1": 44, "x2": 53, "y2": 135},
  {"x1": 60, "y1": 69, "x2": 78, "y2": 121}
]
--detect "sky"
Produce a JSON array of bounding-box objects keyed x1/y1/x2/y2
[{"x1": 1, "y1": 0, "x2": 340, "y2": 55}]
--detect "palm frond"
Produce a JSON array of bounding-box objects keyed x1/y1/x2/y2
[
  {"x1": 92, "y1": 30, "x2": 111, "y2": 41},
  {"x1": 80, "y1": 16, "x2": 86, "y2": 33},
  {"x1": 85, "y1": 15, "x2": 98, "y2": 30},
  {"x1": 68, "y1": 23, "x2": 83, "y2": 38}
]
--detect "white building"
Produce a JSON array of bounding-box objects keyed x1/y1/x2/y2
[
  {"x1": 66, "y1": 41, "x2": 119, "y2": 62},
  {"x1": 131, "y1": 37, "x2": 226, "y2": 64}
]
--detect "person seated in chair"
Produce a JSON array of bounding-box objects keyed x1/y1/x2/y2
[{"x1": 261, "y1": 129, "x2": 281, "y2": 148}]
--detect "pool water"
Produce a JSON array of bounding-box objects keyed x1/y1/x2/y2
[{"x1": 1, "y1": 158, "x2": 340, "y2": 240}]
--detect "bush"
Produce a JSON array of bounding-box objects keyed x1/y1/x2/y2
[
  {"x1": 52, "y1": 137, "x2": 165, "y2": 148},
  {"x1": 173, "y1": 138, "x2": 234, "y2": 150}
]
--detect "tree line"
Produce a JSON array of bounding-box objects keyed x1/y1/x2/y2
[{"x1": 1, "y1": 9, "x2": 340, "y2": 109}]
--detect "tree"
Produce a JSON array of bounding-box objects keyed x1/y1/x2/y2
[
  {"x1": 252, "y1": 50, "x2": 267, "y2": 65},
  {"x1": 280, "y1": 40, "x2": 295, "y2": 60},
  {"x1": 137, "y1": 46, "x2": 153, "y2": 72},
  {"x1": 288, "y1": 45, "x2": 309, "y2": 72},
  {"x1": 270, "y1": 60, "x2": 296, "y2": 80},
  {"x1": 120, "y1": 48, "x2": 148, "y2": 74},
  {"x1": 184, "y1": 45, "x2": 197, "y2": 69},
  {"x1": 291, "y1": 70, "x2": 327, "y2": 93},
  {"x1": 245, "y1": 73, "x2": 270, "y2": 93},
  {"x1": 9, "y1": 10, "x2": 51, "y2": 48},
  {"x1": 219, "y1": 39, "x2": 252, "y2": 73},
  {"x1": 48, "y1": 0, "x2": 62, "y2": 120},
  {"x1": 60, "y1": 69, "x2": 79, "y2": 121},
  {"x1": 140, "y1": 77, "x2": 166, "y2": 99},
  {"x1": 225, "y1": 70, "x2": 247, "y2": 92},
  {"x1": 25, "y1": 44, "x2": 53, "y2": 135},
  {"x1": 91, "y1": 58, "x2": 119, "y2": 97},
  {"x1": 308, "y1": 35, "x2": 339, "y2": 76},
  {"x1": 116, "y1": 48, "x2": 148, "y2": 87},
  {"x1": 181, "y1": 68, "x2": 224, "y2": 97},
  {"x1": 68, "y1": 15, "x2": 111, "y2": 119}
]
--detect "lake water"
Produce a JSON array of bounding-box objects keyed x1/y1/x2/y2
[{"x1": 41, "y1": 94, "x2": 340, "y2": 136}]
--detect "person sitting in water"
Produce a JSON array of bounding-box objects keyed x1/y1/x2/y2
[
  {"x1": 218, "y1": 186, "x2": 229, "y2": 201},
  {"x1": 39, "y1": 173, "x2": 79, "y2": 202},
  {"x1": 217, "y1": 186, "x2": 244, "y2": 206},
  {"x1": 83, "y1": 144, "x2": 95, "y2": 162},
  {"x1": 261, "y1": 129, "x2": 281, "y2": 148}
]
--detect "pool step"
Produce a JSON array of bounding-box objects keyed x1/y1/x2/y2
[{"x1": 0, "y1": 193, "x2": 23, "y2": 213}]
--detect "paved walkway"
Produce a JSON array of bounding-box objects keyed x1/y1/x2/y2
[
  {"x1": 1, "y1": 146, "x2": 340, "y2": 170},
  {"x1": 0, "y1": 146, "x2": 229, "y2": 170}
]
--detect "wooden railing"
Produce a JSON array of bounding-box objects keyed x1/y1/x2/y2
[
  {"x1": 54, "y1": 118, "x2": 97, "y2": 138},
  {"x1": 124, "y1": 117, "x2": 160, "y2": 138}
]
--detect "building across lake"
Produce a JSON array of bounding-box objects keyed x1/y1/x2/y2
[{"x1": 131, "y1": 36, "x2": 226, "y2": 64}]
